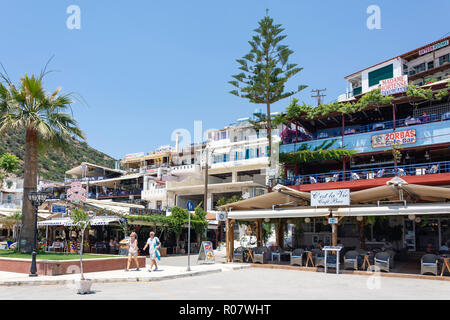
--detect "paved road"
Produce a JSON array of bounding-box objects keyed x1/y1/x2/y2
[{"x1": 1, "y1": 268, "x2": 449, "y2": 300}]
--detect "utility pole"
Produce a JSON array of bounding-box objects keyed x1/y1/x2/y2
[
  {"x1": 203, "y1": 143, "x2": 214, "y2": 212},
  {"x1": 311, "y1": 88, "x2": 327, "y2": 106}
]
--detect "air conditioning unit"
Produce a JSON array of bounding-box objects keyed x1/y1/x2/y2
[{"x1": 217, "y1": 212, "x2": 227, "y2": 221}]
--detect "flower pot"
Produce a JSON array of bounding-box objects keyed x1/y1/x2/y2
[
  {"x1": 160, "y1": 247, "x2": 167, "y2": 257},
  {"x1": 76, "y1": 279, "x2": 93, "y2": 294}
]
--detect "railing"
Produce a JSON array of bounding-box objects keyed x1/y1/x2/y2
[
  {"x1": 93, "y1": 190, "x2": 142, "y2": 199},
  {"x1": 64, "y1": 176, "x2": 107, "y2": 183},
  {"x1": 277, "y1": 160, "x2": 450, "y2": 186},
  {"x1": 129, "y1": 208, "x2": 165, "y2": 216},
  {"x1": 281, "y1": 112, "x2": 450, "y2": 145}
]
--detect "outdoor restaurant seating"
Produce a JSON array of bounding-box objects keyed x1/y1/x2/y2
[
  {"x1": 253, "y1": 247, "x2": 267, "y2": 264},
  {"x1": 344, "y1": 250, "x2": 359, "y2": 270},
  {"x1": 233, "y1": 247, "x2": 245, "y2": 263},
  {"x1": 384, "y1": 249, "x2": 396, "y2": 268},
  {"x1": 290, "y1": 248, "x2": 304, "y2": 266},
  {"x1": 421, "y1": 254, "x2": 439, "y2": 276},
  {"x1": 312, "y1": 248, "x2": 325, "y2": 268},
  {"x1": 375, "y1": 251, "x2": 392, "y2": 272}
]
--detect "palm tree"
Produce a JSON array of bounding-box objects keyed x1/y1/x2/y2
[{"x1": 0, "y1": 67, "x2": 85, "y2": 253}]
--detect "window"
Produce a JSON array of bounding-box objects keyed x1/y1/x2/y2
[
  {"x1": 439, "y1": 53, "x2": 449, "y2": 66},
  {"x1": 368, "y1": 64, "x2": 393, "y2": 87},
  {"x1": 427, "y1": 61, "x2": 434, "y2": 70},
  {"x1": 214, "y1": 132, "x2": 219, "y2": 141},
  {"x1": 413, "y1": 63, "x2": 426, "y2": 74},
  {"x1": 223, "y1": 154, "x2": 228, "y2": 162},
  {"x1": 220, "y1": 131, "x2": 227, "y2": 140},
  {"x1": 353, "y1": 86, "x2": 362, "y2": 96}
]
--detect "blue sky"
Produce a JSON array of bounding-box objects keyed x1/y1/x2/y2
[{"x1": 1, "y1": 0, "x2": 449, "y2": 159}]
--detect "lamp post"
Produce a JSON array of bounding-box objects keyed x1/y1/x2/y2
[{"x1": 27, "y1": 191, "x2": 49, "y2": 277}]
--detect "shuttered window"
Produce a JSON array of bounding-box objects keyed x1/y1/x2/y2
[{"x1": 368, "y1": 64, "x2": 393, "y2": 87}]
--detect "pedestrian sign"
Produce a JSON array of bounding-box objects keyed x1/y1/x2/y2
[
  {"x1": 197, "y1": 241, "x2": 215, "y2": 264},
  {"x1": 186, "y1": 200, "x2": 195, "y2": 211}
]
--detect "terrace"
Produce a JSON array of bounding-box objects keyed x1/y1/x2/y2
[{"x1": 277, "y1": 160, "x2": 450, "y2": 188}]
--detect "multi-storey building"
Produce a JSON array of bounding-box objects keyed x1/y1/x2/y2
[{"x1": 275, "y1": 37, "x2": 450, "y2": 251}]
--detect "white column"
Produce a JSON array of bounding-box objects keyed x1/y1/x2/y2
[
  {"x1": 207, "y1": 193, "x2": 213, "y2": 211},
  {"x1": 232, "y1": 171, "x2": 238, "y2": 183}
]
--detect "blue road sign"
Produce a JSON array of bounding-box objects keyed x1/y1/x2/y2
[{"x1": 186, "y1": 200, "x2": 195, "y2": 211}]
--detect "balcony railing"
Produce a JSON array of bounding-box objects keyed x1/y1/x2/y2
[
  {"x1": 277, "y1": 160, "x2": 450, "y2": 186},
  {"x1": 282, "y1": 112, "x2": 450, "y2": 145}
]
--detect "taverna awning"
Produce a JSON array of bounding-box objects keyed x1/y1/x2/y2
[
  {"x1": 38, "y1": 216, "x2": 121, "y2": 227},
  {"x1": 350, "y1": 177, "x2": 450, "y2": 203},
  {"x1": 227, "y1": 207, "x2": 330, "y2": 220},
  {"x1": 219, "y1": 185, "x2": 310, "y2": 211},
  {"x1": 336, "y1": 203, "x2": 450, "y2": 217}
]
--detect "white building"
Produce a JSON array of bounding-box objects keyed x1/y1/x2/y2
[{"x1": 339, "y1": 37, "x2": 450, "y2": 101}]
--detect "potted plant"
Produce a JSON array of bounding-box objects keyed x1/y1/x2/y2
[{"x1": 68, "y1": 208, "x2": 92, "y2": 294}]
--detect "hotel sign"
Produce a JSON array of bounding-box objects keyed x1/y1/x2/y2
[
  {"x1": 419, "y1": 40, "x2": 449, "y2": 56},
  {"x1": 380, "y1": 75, "x2": 408, "y2": 96},
  {"x1": 371, "y1": 129, "x2": 416, "y2": 148},
  {"x1": 311, "y1": 189, "x2": 350, "y2": 207},
  {"x1": 124, "y1": 152, "x2": 145, "y2": 159}
]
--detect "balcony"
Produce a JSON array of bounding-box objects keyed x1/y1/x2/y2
[
  {"x1": 141, "y1": 188, "x2": 167, "y2": 201},
  {"x1": 277, "y1": 160, "x2": 450, "y2": 188},
  {"x1": 280, "y1": 113, "x2": 450, "y2": 154}
]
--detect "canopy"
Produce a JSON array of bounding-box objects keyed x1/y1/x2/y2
[
  {"x1": 336, "y1": 203, "x2": 450, "y2": 217},
  {"x1": 219, "y1": 185, "x2": 310, "y2": 211},
  {"x1": 227, "y1": 207, "x2": 330, "y2": 220},
  {"x1": 38, "y1": 216, "x2": 120, "y2": 227},
  {"x1": 66, "y1": 162, "x2": 124, "y2": 177},
  {"x1": 89, "y1": 173, "x2": 143, "y2": 188},
  {"x1": 350, "y1": 177, "x2": 450, "y2": 203}
]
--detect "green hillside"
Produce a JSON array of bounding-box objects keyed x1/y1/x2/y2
[{"x1": 0, "y1": 130, "x2": 116, "y2": 182}]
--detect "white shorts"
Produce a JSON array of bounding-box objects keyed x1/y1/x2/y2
[{"x1": 149, "y1": 252, "x2": 156, "y2": 260}]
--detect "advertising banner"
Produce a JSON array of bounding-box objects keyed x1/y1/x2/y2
[
  {"x1": 380, "y1": 75, "x2": 408, "y2": 96},
  {"x1": 197, "y1": 241, "x2": 215, "y2": 264}
]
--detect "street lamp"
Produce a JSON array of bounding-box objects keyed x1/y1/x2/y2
[{"x1": 27, "y1": 190, "x2": 49, "y2": 277}]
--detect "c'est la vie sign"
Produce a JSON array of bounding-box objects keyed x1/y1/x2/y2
[
  {"x1": 311, "y1": 189, "x2": 350, "y2": 207},
  {"x1": 372, "y1": 129, "x2": 416, "y2": 148}
]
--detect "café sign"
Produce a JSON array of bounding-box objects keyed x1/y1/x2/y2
[
  {"x1": 371, "y1": 129, "x2": 416, "y2": 148},
  {"x1": 419, "y1": 39, "x2": 449, "y2": 56},
  {"x1": 380, "y1": 75, "x2": 408, "y2": 96},
  {"x1": 311, "y1": 189, "x2": 350, "y2": 207}
]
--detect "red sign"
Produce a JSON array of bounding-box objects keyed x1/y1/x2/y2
[{"x1": 371, "y1": 129, "x2": 416, "y2": 148}]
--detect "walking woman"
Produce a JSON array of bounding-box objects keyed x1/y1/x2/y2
[{"x1": 125, "y1": 232, "x2": 140, "y2": 271}]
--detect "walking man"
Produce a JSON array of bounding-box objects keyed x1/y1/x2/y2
[{"x1": 143, "y1": 231, "x2": 161, "y2": 272}]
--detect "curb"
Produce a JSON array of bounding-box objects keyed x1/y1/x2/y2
[{"x1": 0, "y1": 268, "x2": 225, "y2": 287}]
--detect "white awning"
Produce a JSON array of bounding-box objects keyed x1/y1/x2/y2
[
  {"x1": 227, "y1": 207, "x2": 330, "y2": 220},
  {"x1": 335, "y1": 203, "x2": 450, "y2": 217},
  {"x1": 38, "y1": 217, "x2": 120, "y2": 227}
]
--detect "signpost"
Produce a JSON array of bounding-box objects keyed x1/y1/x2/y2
[
  {"x1": 198, "y1": 241, "x2": 215, "y2": 264},
  {"x1": 310, "y1": 189, "x2": 350, "y2": 207},
  {"x1": 186, "y1": 200, "x2": 195, "y2": 271}
]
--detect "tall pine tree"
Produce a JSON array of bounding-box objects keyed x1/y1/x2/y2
[{"x1": 229, "y1": 11, "x2": 307, "y2": 167}]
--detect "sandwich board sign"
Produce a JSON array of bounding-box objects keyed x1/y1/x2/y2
[{"x1": 197, "y1": 241, "x2": 215, "y2": 264}]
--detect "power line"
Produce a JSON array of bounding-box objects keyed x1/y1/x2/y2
[{"x1": 311, "y1": 88, "x2": 327, "y2": 106}]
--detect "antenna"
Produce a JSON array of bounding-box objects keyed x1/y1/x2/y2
[{"x1": 311, "y1": 88, "x2": 327, "y2": 106}]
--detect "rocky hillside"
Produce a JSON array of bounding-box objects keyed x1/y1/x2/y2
[{"x1": 0, "y1": 130, "x2": 116, "y2": 182}]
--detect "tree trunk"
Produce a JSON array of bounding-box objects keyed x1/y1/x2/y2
[
  {"x1": 359, "y1": 219, "x2": 366, "y2": 250},
  {"x1": 20, "y1": 128, "x2": 38, "y2": 253},
  {"x1": 266, "y1": 102, "x2": 273, "y2": 192},
  {"x1": 275, "y1": 219, "x2": 285, "y2": 248},
  {"x1": 80, "y1": 226, "x2": 85, "y2": 280}
]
